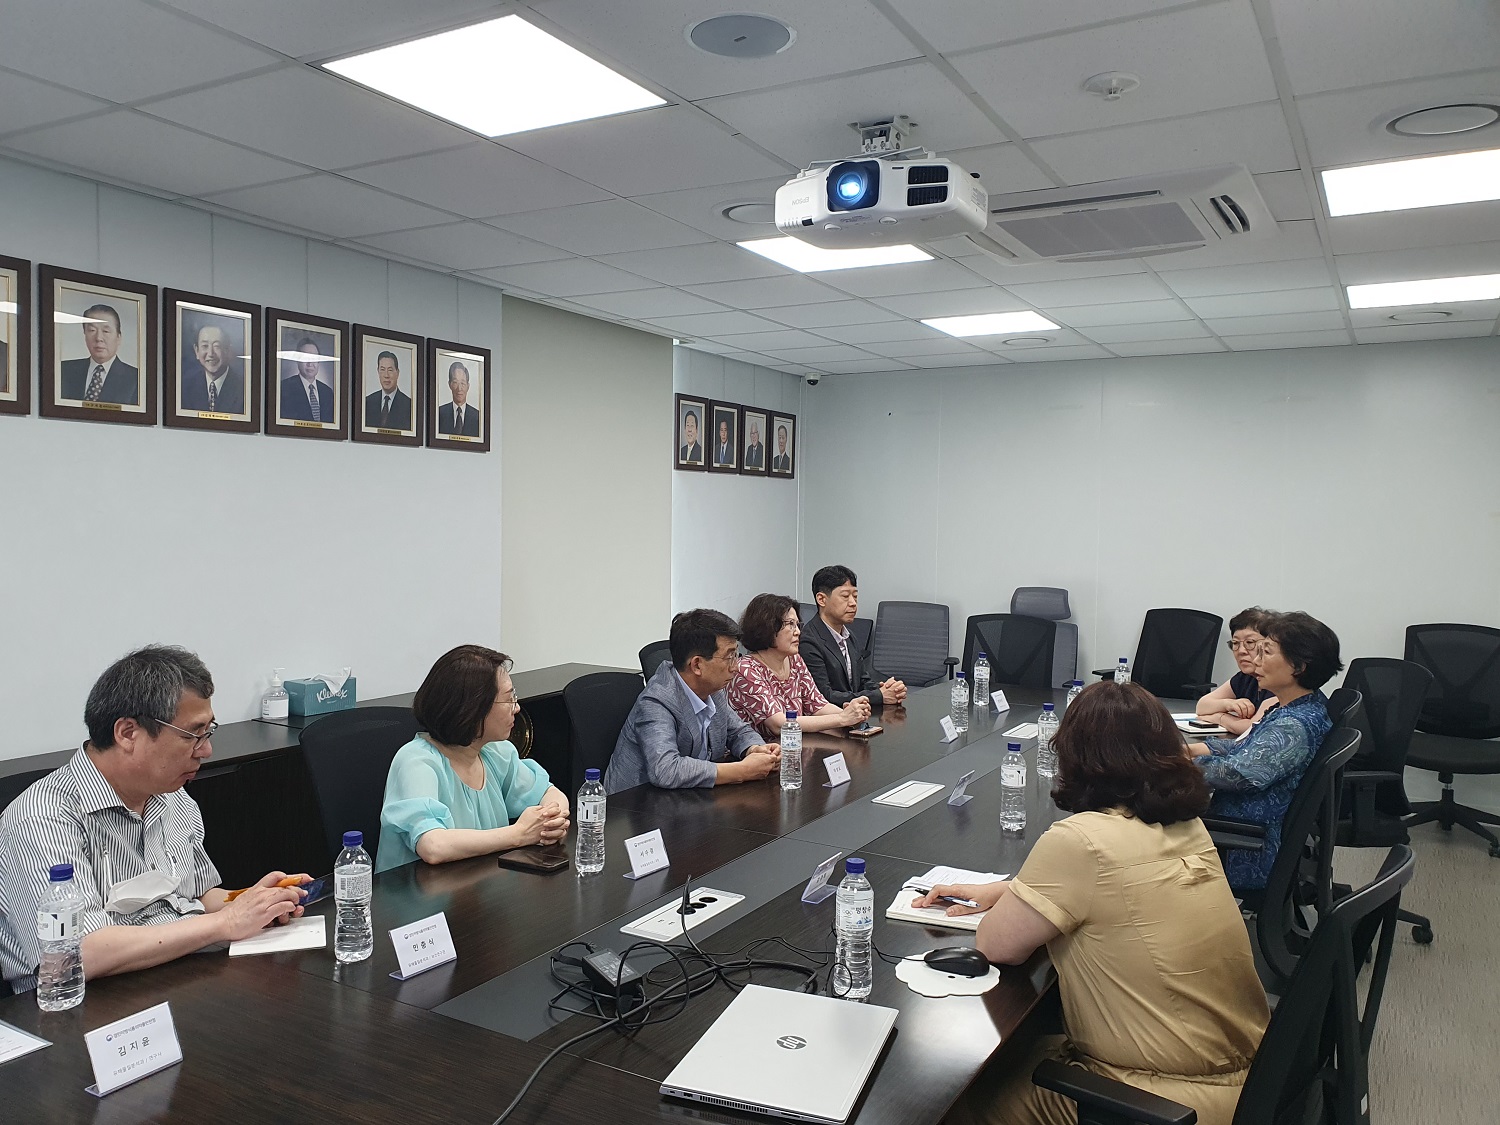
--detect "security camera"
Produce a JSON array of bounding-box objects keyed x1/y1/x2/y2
[{"x1": 804, "y1": 373, "x2": 821, "y2": 386}]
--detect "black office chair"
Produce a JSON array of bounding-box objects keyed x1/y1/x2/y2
[
  {"x1": 798, "y1": 601, "x2": 818, "y2": 624},
  {"x1": 563, "y1": 672, "x2": 644, "y2": 784},
  {"x1": 1336, "y1": 657, "x2": 1435, "y2": 944},
  {"x1": 299, "y1": 706, "x2": 421, "y2": 869},
  {"x1": 871, "y1": 601, "x2": 957, "y2": 687},
  {"x1": 1402, "y1": 623, "x2": 1500, "y2": 857},
  {"x1": 1034, "y1": 844, "x2": 1416, "y2": 1125},
  {"x1": 0, "y1": 767, "x2": 51, "y2": 814},
  {"x1": 1094, "y1": 608, "x2": 1222, "y2": 699},
  {"x1": 1010, "y1": 586, "x2": 1078, "y2": 686},
  {"x1": 638, "y1": 640, "x2": 672, "y2": 682},
  {"x1": 961, "y1": 613, "x2": 1057, "y2": 691}
]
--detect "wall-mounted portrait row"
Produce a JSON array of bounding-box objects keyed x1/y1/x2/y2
[
  {"x1": 0, "y1": 258, "x2": 491, "y2": 452},
  {"x1": 675, "y1": 394, "x2": 795, "y2": 480}
]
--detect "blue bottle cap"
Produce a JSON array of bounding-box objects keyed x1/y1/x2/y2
[
  {"x1": 786, "y1": 710, "x2": 797, "y2": 720},
  {"x1": 585, "y1": 768, "x2": 601, "y2": 781},
  {"x1": 49, "y1": 863, "x2": 74, "y2": 881},
  {"x1": 845, "y1": 857, "x2": 866, "y2": 875},
  {"x1": 1042, "y1": 703, "x2": 1054, "y2": 712},
  {"x1": 1120, "y1": 656, "x2": 1128, "y2": 662},
  {"x1": 978, "y1": 651, "x2": 987, "y2": 658},
  {"x1": 1008, "y1": 742, "x2": 1022, "y2": 752},
  {"x1": 1072, "y1": 680, "x2": 1083, "y2": 687},
  {"x1": 955, "y1": 670, "x2": 966, "y2": 679},
  {"x1": 342, "y1": 830, "x2": 363, "y2": 848}
]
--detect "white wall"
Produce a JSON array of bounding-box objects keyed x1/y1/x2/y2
[
  {"x1": 672, "y1": 348, "x2": 802, "y2": 619},
  {"x1": 0, "y1": 156, "x2": 503, "y2": 759},
  {"x1": 798, "y1": 337, "x2": 1500, "y2": 684}
]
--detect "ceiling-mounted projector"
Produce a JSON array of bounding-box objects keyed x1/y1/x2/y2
[{"x1": 775, "y1": 155, "x2": 987, "y2": 248}]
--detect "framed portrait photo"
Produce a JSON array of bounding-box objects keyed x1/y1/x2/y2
[
  {"x1": 0, "y1": 254, "x2": 31, "y2": 417},
  {"x1": 674, "y1": 393, "x2": 707, "y2": 471},
  {"x1": 162, "y1": 289, "x2": 260, "y2": 434},
  {"x1": 708, "y1": 400, "x2": 740, "y2": 473},
  {"x1": 769, "y1": 411, "x2": 797, "y2": 479},
  {"x1": 265, "y1": 309, "x2": 348, "y2": 441},
  {"x1": 39, "y1": 264, "x2": 157, "y2": 426},
  {"x1": 426, "y1": 338, "x2": 491, "y2": 453},
  {"x1": 352, "y1": 325, "x2": 424, "y2": 447},
  {"x1": 739, "y1": 406, "x2": 769, "y2": 476}
]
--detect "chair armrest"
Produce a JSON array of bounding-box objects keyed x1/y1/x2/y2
[
  {"x1": 1203, "y1": 815, "x2": 1265, "y2": 852},
  {"x1": 1344, "y1": 770, "x2": 1403, "y2": 785},
  {"x1": 944, "y1": 656, "x2": 958, "y2": 680},
  {"x1": 1343, "y1": 770, "x2": 1404, "y2": 839},
  {"x1": 1182, "y1": 682, "x2": 1216, "y2": 700},
  {"x1": 1032, "y1": 1060, "x2": 1197, "y2": 1125},
  {"x1": 1091, "y1": 667, "x2": 1114, "y2": 680}
]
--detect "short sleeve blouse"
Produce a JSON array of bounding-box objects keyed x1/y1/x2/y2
[{"x1": 728, "y1": 655, "x2": 831, "y2": 738}]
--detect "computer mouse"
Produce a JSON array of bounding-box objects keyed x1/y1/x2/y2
[{"x1": 923, "y1": 947, "x2": 991, "y2": 977}]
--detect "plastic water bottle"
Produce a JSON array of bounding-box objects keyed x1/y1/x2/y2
[
  {"x1": 1116, "y1": 657, "x2": 1132, "y2": 684},
  {"x1": 36, "y1": 863, "x2": 85, "y2": 1011},
  {"x1": 1000, "y1": 743, "x2": 1027, "y2": 834},
  {"x1": 334, "y1": 830, "x2": 373, "y2": 963},
  {"x1": 950, "y1": 671, "x2": 970, "y2": 733},
  {"x1": 780, "y1": 711, "x2": 803, "y2": 791},
  {"x1": 1036, "y1": 703, "x2": 1059, "y2": 779},
  {"x1": 576, "y1": 769, "x2": 607, "y2": 874},
  {"x1": 1066, "y1": 679, "x2": 1084, "y2": 708},
  {"x1": 972, "y1": 652, "x2": 991, "y2": 708},
  {"x1": 260, "y1": 667, "x2": 289, "y2": 720},
  {"x1": 832, "y1": 857, "x2": 874, "y2": 1001}
]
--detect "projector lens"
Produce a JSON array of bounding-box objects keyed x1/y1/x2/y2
[{"x1": 826, "y1": 160, "x2": 880, "y2": 212}]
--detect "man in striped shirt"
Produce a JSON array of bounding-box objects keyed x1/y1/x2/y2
[{"x1": 0, "y1": 646, "x2": 309, "y2": 993}]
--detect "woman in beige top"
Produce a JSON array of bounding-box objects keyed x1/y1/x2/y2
[{"x1": 921, "y1": 681, "x2": 1269, "y2": 1125}]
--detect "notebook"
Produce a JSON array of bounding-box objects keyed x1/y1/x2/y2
[{"x1": 884, "y1": 866, "x2": 1009, "y2": 932}]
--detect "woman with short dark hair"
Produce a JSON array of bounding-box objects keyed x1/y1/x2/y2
[
  {"x1": 728, "y1": 593, "x2": 870, "y2": 738},
  {"x1": 1191, "y1": 610, "x2": 1343, "y2": 893},
  {"x1": 376, "y1": 645, "x2": 569, "y2": 871},
  {"x1": 1195, "y1": 605, "x2": 1276, "y2": 735},
  {"x1": 921, "y1": 681, "x2": 1267, "y2": 1125}
]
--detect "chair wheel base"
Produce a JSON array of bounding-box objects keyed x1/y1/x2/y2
[
  {"x1": 1489, "y1": 844, "x2": 1500, "y2": 859},
  {"x1": 1412, "y1": 925, "x2": 1434, "y2": 944}
]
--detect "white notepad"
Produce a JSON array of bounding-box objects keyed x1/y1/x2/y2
[
  {"x1": 228, "y1": 915, "x2": 326, "y2": 956},
  {"x1": 872, "y1": 780, "x2": 944, "y2": 807},
  {"x1": 885, "y1": 866, "x2": 1009, "y2": 932},
  {"x1": 1001, "y1": 722, "x2": 1038, "y2": 739},
  {"x1": 1172, "y1": 713, "x2": 1227, "y2": 737}
]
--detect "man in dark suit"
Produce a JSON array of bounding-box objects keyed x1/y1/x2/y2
[
  {"x1": 179, "y1": 323, "x2": 244, "y2": 414},
  {"x1": 364, "y1": 350, "x2": 412, "y2": 430},
  {"x1": 713, "y1": 417, "x2": 734, "y2": 465},
  {"x1": 278, "y1": 338, "x2": 335, "y2": 422},
  {"x1": 59, "y1": 304, "x2": 139, "y2": 405},
  {"x1": 743, "y1": 420, "x2": 765, "y2": 469},
  {"x1": 679, "y1": 409, "x2": 703, "y2": 464},
  {"x1": 771, "y1": 424, "x2": 792, "y2": 473},
  {"x1": 437, "y1": 360, "x2": 480, "y2": 436},
  {"x1": 800, "y1": 564, "x2": 907, "y2": 711}
]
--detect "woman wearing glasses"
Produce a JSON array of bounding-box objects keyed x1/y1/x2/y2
[
  {"x1": 728, "y1": 593, "x2": 871, "y2": 740},
  {"x1": 376, "y1": 645, "x2": 569, "y2": 871},
  {"x1": 1194, "y1": 606, "x2": 1276, "y2": 736}
]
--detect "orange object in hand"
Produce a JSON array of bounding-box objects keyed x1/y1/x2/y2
[{"x1": 224, "y1": 876, "x2": 304, "y2": 902}]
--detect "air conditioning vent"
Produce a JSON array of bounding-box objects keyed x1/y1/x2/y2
[
  {"x1": 907, "y1": 185, "x2": 949, "y2": 206},
  {"x1": 907, "y1": 164, "x2": 950, "y2": 185},
  {"x1": 1209, "y1": 194, "x2": 1250, "y2": 233}
]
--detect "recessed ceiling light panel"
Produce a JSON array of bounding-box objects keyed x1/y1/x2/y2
[
  {"x1": 1346, "y1": 274, "x2": 1500, "y2": 308},
  {"x1": 922, "y1": 312, "x2": 1061, "y2": 337},
  {"x1": 324, "y1": 15, "x2": 665, "y2": 137},
  {"x1": 1321, "y1": 147, "x2": 1500, "y2": 216},
  {"x1": 687, "y1": 14, "x2": 795, "y2": 58},
  {"x1": 1387, "y1": 104, "x2": 1500, "y2": 137},
  {"x1": 737, "y1": 238, "x2": 930, "y2": 272}
]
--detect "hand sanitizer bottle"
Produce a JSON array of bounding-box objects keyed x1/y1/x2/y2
[{"x1": 261, "y1": 668, "x2": 289, "y2": 720}]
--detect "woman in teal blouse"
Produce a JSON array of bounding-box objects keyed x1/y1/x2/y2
[{"x1": 377, "y1": 645, "x2": 570, "y2": 872}]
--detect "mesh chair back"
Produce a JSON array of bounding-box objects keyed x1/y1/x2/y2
[
  {"x1": 1326, "y1": 685, "x2": 1365, "y2": 732},
  {"x1": 798, "y1": 602, "x2": 818, "y2": 624},
  {"x1": 0, "y1": 768, "x2": 51, "y2": 814},
  {"x1": 638, "y1": 640, "x2": 672, "y2": 682},
  {"x1": 962, "y1": 614, "x2": 1057, "y2": 691},
  {"x1": 1342, "y1": 658, "x2": 1432, "y2": 822},
  {"x1": 1011, "y1": 587, "x2": 1077, "y2": 686},
  {"x1": 872, "y1": 601, "x2": 952, "y2": 687},
  {"x1": 299, "y1": 706, "x2": 421, "y2": 868},
  {"x1": 1404, "y1": 623, "x2": 1500, "y2": 739},
  {"x1": 1132, "y1": 608, "x2": 1223, "y2": 698},
  {"x1": 1256, "y1": 723, "x2": 1361, "y2": 989},
  {"x1": 848, "y1": 617, "x2": 874, "y2": 657},
  {"x1": 564, "y1": 672, "x2": 645, "y2": 785},
  {"x1": 1234, "y1": 845, "x2": 1414, "y2": 1125}
]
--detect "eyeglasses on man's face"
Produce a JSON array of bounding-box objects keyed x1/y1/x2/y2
[{"x1": 154, "y1": 718, "x2": 218, "y2": 750}]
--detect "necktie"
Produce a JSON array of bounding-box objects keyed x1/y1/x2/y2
[
  {"x1": 207, "y1": 378, "x2": 217, "y2": 411},
  {"x1": 380, "y1": 396, "x2": 390, "y2": 427},
  {"x1": 308, "y1": 383, "x2": 321, "y2": 423},
  {"x1": 85, "y1": 364, "x2": 106, "y2": 401},
  {"x1": 455, "y1": 407, "x2": 463, "y2": 432}
]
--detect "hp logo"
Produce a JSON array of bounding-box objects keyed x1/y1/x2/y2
[{"x1": 775, "y1": 1035, "x2": 807, "y2": 1051}]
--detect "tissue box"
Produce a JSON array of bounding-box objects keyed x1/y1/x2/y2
[{"x1": 287, "y1": 676, "x2": 357, "y2": 717}]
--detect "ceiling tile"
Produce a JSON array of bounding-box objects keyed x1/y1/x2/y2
[
  {"x1": 472, "y1": 257, "x2": 657, "y2": 297},
  {"x1": 3, "y1": 110, "x2": 305, "y2": 197},
  {"x1": 1326, "y1": 202, "x2": 1500, "y2": 256},
  {"x1": 1107, "y1": 337, "x2": 1229, "y2": 356},
  {"x1": 760, "y1": 343, "x2": 878, "y2": 363},
  {"x1": 888, "y1": 0, "x2": 1187, "y2": 53},
  {"x1": 1224, "y1": 329, "x2": 1352, "y2": 350},
  {"x1": 952, "y1": 3, "x2": 1277, "y2": 139},
  {"x1": 0, "y1": 72, "x2": 110, "y2": 139},
  {"x1": 1332, "y1": 242, "x2": 1500, "y2": 284},
  {"x1": 701, "y1": 60, "x2": 999, "y2": 165},
  {"x1": 1296, "y1": 69, "x2": 1500, "y2": 168},
  {"x1": 813, "y1": 358, "x2": 917, "y2": 373},
  {"x1": 1269, "y1": 0, "x2": 1500, "y2": 96},
  {"x1": 682, "y1": 275, "x2": 846, "y2": 309},
  {"x1": 488, "y1": 198, "x2": 713, "y2": 258},
  {"x1": 0, "y1": 0, "x2": 279, "y2": 102},
  {"x1": 1252, "y1": 171, "x2": 1316, "y2": 222},
  {"x1": 941, "y1": 142, "x2": 1058, "y2": 195},
  {"x1": 1002, "y1": 343, "x2": 1116, "y2": 362},
  {"x1": 818, "y1": 259, "x2": 990, "y2": 298},
  {"x1": 340, "y1": 141, "x2": 610, "y2": 218},
  {"x1": 630, "y1": 177, "x2": 792, "y2": 240},
  {"x1": 712, "y1": 329, "x2": 835, "y2": 352},
  {"x1": 645, "y1": 310, "x2": 782, "y2": 336},
  {"x1": 533, "y1": 0, "x2": 921, "y2": 100},
  {"x1": 1184, "y1": 287, "x2": 1340, "y2": 319},
  {"x1": 1054, "y1": 300, "x2": 1194, "y2": 327},
  {"x1": 1207, "y1": 310, "x2": 1348, "y2": 335},
  {"x1": 1029, "y1": 103, "x2": 1296, "y2": 183},
  {"x1": 874, "y1": 337, "x2": 990, "y2": 357},
  {"x1": 971, "y1": 328, "x2": 1095, "y2": 351},
  {"x1": 157, "y1": 0, "x2": 499, "y2": 59},
  {"x1": 1353, "y1": 321, "x2": 1497, "y2": 344},
  {"x1": 1134, "y1": 219, "x2": 1326, "y2": 269},
  {"x1": 569, "y1": 287, "x2": 726, "y2": 318},
  {"x1": 1158, "y1": 259, "x2": 1334, "y2": 298},
  {"x1": 1079, "y1": 320, "x2": 1212, "y2": 344},
  {"x1": 960, "y1": 256, "x2": 1146, "y2": 285},
  {"x1": 1003, "y1": 272, "x2": 1172, "y2": 307},
  {"x1": 354, "y1": 220, "x2": 568, "y2": 269},
  {"x1": 1348, "y1": 301, "x2": 1500, "y2": 328},
  {"x1": 815, "y1": 321, "x2": 946, "y2": 345},
  {"x1": 596, "y1": 242, "x2": 787, "y2": 286},
  {"x1": 501, "y1": 105, "x2": 789, "y2": 197},
  {"x1": 902, "y1": 352, "x2": 1009, "y2": 368},
  {"x1": 143, "y1": 66, "x2": 471, "y2": 170},
  {"x1": 755, "y1": 301, "x2": 894, "y2": 328},
  {"x1": 207, "y1": 174, "x2": 452, "y2": 238},
  {"x1": 871, "y1": 288, "x2": 1030, "y2": 319}
]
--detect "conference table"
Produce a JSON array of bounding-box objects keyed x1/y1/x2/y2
[{"x1": 0, "y1": 676, "x2": 1076, "y2": 1124}]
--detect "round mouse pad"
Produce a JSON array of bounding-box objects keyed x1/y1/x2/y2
[{"x1": 895, "y1": 956, "x2": 1001, "y2": 997}]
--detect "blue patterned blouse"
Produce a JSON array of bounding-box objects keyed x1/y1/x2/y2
[{"x1": 1197, "y1": 691, "x2": 1331, "y2": 890}]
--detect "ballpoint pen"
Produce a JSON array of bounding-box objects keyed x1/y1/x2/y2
[{"x1": 905, "y1": 882, "x2": 981, "y2": 909}]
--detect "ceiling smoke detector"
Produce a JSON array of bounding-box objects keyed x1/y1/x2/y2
[
  {"x1": 1001, "y1": 336, "x2": 1055, "y2": 348},
  {"x1": 1385, "y1": 310, "x2": 1454, "y2": 323},
  {"x1": 721, "y1": 201, "x2": 777, "y2": 225},
  {"x1": 1387, "y1": 103, "x2": 1500, "y2": 137},
  {"x1": 1083, "y1": 72, "x2": 1140, "y2": 101},
  {"x1": 687, "y1": 14, "x2": 795, "y2": 58}
]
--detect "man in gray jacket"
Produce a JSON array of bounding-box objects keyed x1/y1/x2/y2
[{"x1": 605, "y1": 610, "x2": 780, "y2": 794}]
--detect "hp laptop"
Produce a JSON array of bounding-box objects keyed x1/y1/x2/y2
[{"x1": 661, "y1": 985, "x2": 898, "y2": 1124}]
